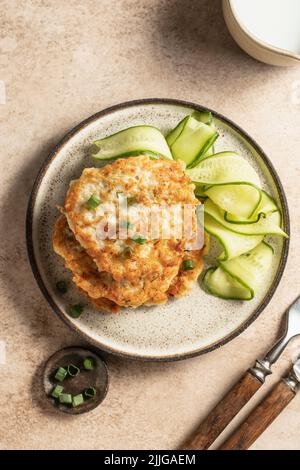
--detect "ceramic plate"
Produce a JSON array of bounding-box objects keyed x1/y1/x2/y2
[{"x1": 26, "y1": 99, "x2": 289, "y2": 361}]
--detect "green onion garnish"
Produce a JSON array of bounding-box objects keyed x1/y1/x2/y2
[
  {"x1": 54, "y1": 366, "x2": 68, "y2": 382},
  {"x1": 67, "y1": 363, "x2": 80, "y2": 377},
  {"x1": 122, "y1": 246, "x2": 133, "y2": 258},
  {"x1": 127, "y1": 196, "x2": 137, "y2": 206},
  {"x1": 51, "y1": 384, "x2": 64, "y2": 398},
  {"x1": 59, "y1": 393, "x2": 72, "y2": 405},
  {"x1": 120, "y1": 220, "x2": 134, "y2": 230},
  {"x1": 68, "y1": 304, "x2": 84, "y2": 318},
  {"x1": 56, "y1": 280, "x2": 67, "y2": 294},
  {"x1": 132, "y1": 236, "x2": 147, "y2": 244},
  {"x1": 182, "y1": 259, "x2": 195, "y2": 271},
  {"x1": 83, "y1": 357, "x2": 95, "y2": 370},
  {"x1": 72, "y1": 394, "x2": 84, "y2": 407},
  {"x1": 84, "y1": 387, "x2": 97, "y2": 399},
  {"x1": 86, "y1": 194, "x2": 101, "y2": 210}
]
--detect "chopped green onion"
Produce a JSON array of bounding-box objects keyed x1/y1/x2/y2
[
  {"x1": 132, "y1": 236, "x2": 147, "y2": 244},
  {"x1": 54, "y1": 366, "x2": 68, "y2": 382},
  {"x1": 83, "y1": 357, "x2": 95, "y2": 370},
  {"x1": 86, "y1": 194, "x2": 101, "y2": 210},
  {"x1": 127, "y1": 196, "x2": 137, "y2": 205},
  {"x1": 56, "y1": 280, "x2": 67, "y2": 294},
  {"x1": 68, "y1": 304, "x2": 84, "y2": 318},
  {"x1": 182, "y1": 259, "x2": 195, "y2": 271},
  {"x1": 84, "y1": 387, "x2": 97, "y2": 399},
  {"x1": 120, "y1": 220, "x2": 134, "y2": 230},
  {"x1": 72, "y1": 393, "x2": 84, "y2": 407},
  {"x1": 67, "y1": 363, "x2": 80, "y2": 377},
  {"x1": 59, "y1": 393, "x2": 72, "y2": 405},
  {"x1": 122, "y1": 246, "x2": 133, "y2": 258},
  {"x1": 51, "y1": 384, "x2": 64, "y2": 398}
]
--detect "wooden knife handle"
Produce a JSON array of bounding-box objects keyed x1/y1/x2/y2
[
  {"x1": 219, "y1": 380, "x2": 296, "y2": 450},
  {"x1": 181, "y1": 370, "x2": 262, "y2": 450}
]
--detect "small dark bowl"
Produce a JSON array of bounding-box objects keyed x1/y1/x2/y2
[{"x1": 44, "y1": 347, "x2": 109, "y2": 414}]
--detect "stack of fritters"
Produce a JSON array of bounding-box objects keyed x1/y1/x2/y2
[{"x1": 53, "y1": 155, "x2": 206, "y2": 313}]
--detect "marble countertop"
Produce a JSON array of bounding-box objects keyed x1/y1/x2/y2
[{"x1": 1, "y1": 0, "x2": 300, "y2": 450}]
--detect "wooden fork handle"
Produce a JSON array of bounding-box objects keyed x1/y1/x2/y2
[
  {"x1": 219, "y1": 380, "x2": 296, "y2": 450},
  {"x1": 181, "y1": 370, "x2": 262, "y2": 450}
]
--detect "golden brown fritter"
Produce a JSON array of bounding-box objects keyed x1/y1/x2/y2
[
  {"x1": 64, "y1": 156, "x2": 199, "y2": 283},
  {"x1": 167, "y1": 251, "x2": 204, "y2": 298},
  {"x1": 53, "y1": 216, "x2": 174, "y2": 308},
  {"x1": 53, "y1": 155, "x2": 206, "y2": 313},
  {"x1": 53, "y1": 216, "x2": 205, "y2": 312}
]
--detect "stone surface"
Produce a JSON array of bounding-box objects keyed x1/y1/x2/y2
[{"x1": 0, "y1": 0, "x2": 300, "y2": 450}]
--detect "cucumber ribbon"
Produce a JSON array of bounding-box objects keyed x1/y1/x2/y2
[
  {"x1": 203, "y1": 242, "x2": 274, "y2": 300},
  {"x1": 91, "y1": 125, "x2": 173, "y2": 160},
  {"x1": 166, "y1": 114, "x2": 219, "y2": 168}
]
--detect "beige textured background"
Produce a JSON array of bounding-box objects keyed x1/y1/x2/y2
[{"x1": 1, "y1": 0, "x2": 300, "y2": 450}]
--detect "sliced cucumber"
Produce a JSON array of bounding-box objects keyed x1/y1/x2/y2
[
  {"x1": 166, "y1": 117, "x2": 188, "y2": 147},
  {"x1": 202, "y1": 150, "x2": 240, "y2": 160},
  {"x1": 205, "y1": 183, "x2": 262, "y2": 219},
  {"x1": 192, "y1": 110, "x2": 216, "y2": 156},
  {"x1": 225, "y1": 190, "x2": 279, "y2": 224},
  {"x1": 219, "y1": 242, "x2": 274, "y2": 298},
  {"x1": 204, "y1": 199, "x2": 287, "y2": 237},
  {"x1": 166, "y1": 110, "x2": 213, "y2": 148},
  {"x1": 187, "y1": 152, "x2": 261, "y2": 187},
  {"x1": 203, "y1": 267, "x2": 251, "y2": 300},
  {"x1": 91, "y1": 125, "x2": 173, "y2": 160},
  {"x1": 192, "y1": 110, "x2": 213, "y2": 125},
  {"x1": 205, "y1": 147, "x2": 215, "y2": 158},
  {"x1": 204, "y1": 213, "x2": 263, "y2": 261},
  {"x1": 168, "y1": 116, "x2": 219, "y2": 168}
]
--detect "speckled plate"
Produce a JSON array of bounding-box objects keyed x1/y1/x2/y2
[{"x1": 26, "y1": 99, "x2": 289, "y2": 361}]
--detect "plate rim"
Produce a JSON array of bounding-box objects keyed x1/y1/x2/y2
[{"x1": 26, "y1": 98, "x2": 290, "y2": 362}]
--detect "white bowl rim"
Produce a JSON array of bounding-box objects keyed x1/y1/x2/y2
[{"x1": 226, "y1": 0, "x2": 300, "y2": 62}]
